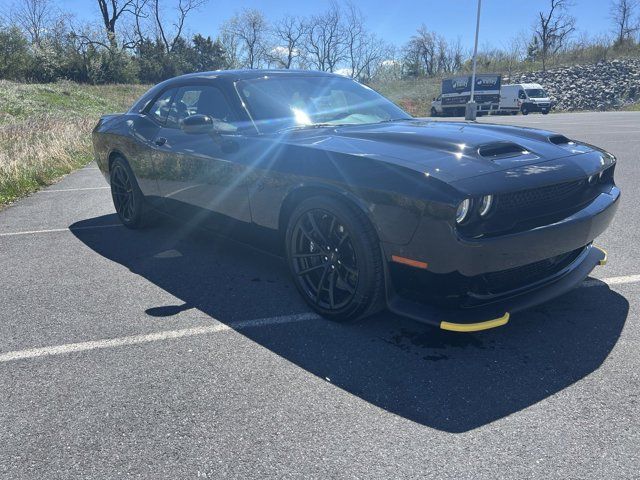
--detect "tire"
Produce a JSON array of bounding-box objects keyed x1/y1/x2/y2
[
  {"x1": 109, "y1": 156, "x2": 154, "y2": 229},
  {"x1": 285, "y1": 195, "x2": 385, "y2": 322},
  {"x1": 542, "y1": 109, "x2": 549, "y2": 115},
  {"x1": 430, "y1": 107, "x2": 438, "y2": 117},
  {"x1": 521, "y1": 105, "x2": 529, "y2": 115}
]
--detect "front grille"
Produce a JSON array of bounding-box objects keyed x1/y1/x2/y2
[
  {"x1": 476, "y1": 247, "x2": 585, "y2": 295},
  {"x1": 496, "y1": 180, "x2": 585, "y2": 213}
]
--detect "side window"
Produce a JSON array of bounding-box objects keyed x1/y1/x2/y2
[
  {"x1": 518, "y1": 90, "x2": 527, "y2": 100},
  {"x1": 146, "y1": 88, "x2": 177, "y2": 124},
  {"x1": 166, "y1": 85, "x2": 236, "y2": 129}
]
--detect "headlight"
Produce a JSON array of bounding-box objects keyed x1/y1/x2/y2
[
  {"x1": 478, "y1": 195, "x2": 494, "y2": 216},
  {"x1": 456, "y1": 199, "x2": 471, "y2": 224}
]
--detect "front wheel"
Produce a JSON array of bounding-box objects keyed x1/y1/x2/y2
[
  {"x1": 430, "y1": 107, "x2": 438, "y2": 117},
  {"x1": 285, "y1": 196, "x2": 385, "y2": 322},
  {"x1": 542, "y1": 109, "x2": 549, "y2": 115},
  {"x1": 521, "y1": 105, "x2": 530, "y2": 115},
  {"x1": 110, "y1": 157, "x2": 154, "y2": 229}
]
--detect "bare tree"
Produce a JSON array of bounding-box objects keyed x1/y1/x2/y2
[
  {"x1": 304, "y1": 1, "x2": 346, "y2": 72},
  {"x1": 503, "y1": 34, "x2": 526, "y2": 81},
  {"x1": 533, "y1": 0, "x2": 576, "y2": 71},
  {"x1": 342, "y1": 2, "x2": 389, "y2": 80},
  {"x1": 96, "y1": 0, "x2": 136, "y2": 49},
  {"x1": 123, "y1": 0, "x2": 149, "y2": 50},
  {"x1": 610, "y1": 0, "x2": 639, "y2": 46},
  {"x1": 221, "y1": 9, "x2": 268, "y2": 69},
  {"x1": 11, "y1": 0, "x2": 56, "y2": 46},
  {"x1": 151, "y1": 0, "x2": 208, "y2": 54},
  {"x1": 449, "y1": 37, "x2": 465, "y2": 73},
  {"x1": 268, "y1": 15, "x2": 306, "y2": 69},
  {"x1": 413, "y1": 25, "x2": 438, "y2": 75},
  {"x1": 220, "y1": 28, "x2": 241, "y2": 68}
]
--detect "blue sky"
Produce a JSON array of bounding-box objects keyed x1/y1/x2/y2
[{"x1": 2, "y1": 0, "x2": 616, "y2": 50}]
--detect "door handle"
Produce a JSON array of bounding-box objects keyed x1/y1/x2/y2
[{"x1": 154, "y1": 137, "x2": 167, "y2": 146}]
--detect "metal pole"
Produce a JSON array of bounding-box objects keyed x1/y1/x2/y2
[{"x1": 466, "y1": 0, "x2": 482, "y2": 120}]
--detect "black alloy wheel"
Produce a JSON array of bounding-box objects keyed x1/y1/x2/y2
[
  {"x1": 286, "y1": 196, "x2": 384, "y2": 321},
  {"x1": 110, "y1": 157, "x2": 151, "y2": 229}
]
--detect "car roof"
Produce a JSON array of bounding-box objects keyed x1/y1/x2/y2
[
  {"x1": 128, "y1": 69, "x2": 348, "y2": 113},
  {"x1": 504, "y1": 83, "x2": 544, "y2": 89},
  {"x1": 169, "y1": 69, "x2": 342, "y2": 82}
]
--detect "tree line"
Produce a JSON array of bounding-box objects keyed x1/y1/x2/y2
[{"x1": 0, "y1": 0, "x2": 638, "y2": 85}]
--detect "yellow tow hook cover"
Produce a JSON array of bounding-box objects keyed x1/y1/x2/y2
[
  {"x1": 440, "y1": 313, "x2": 510, "y2": 332},
  {"x1": 594, "y1": 245, "x2": 608, "y2": 266}
]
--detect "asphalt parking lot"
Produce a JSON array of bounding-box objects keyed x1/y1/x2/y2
[{"x1": 1, "y1": 111, "x2": 639, "y2": 479}]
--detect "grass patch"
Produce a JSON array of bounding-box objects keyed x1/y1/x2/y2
[
  {"x1": 0, "y1": 80, "x2": 148, "y2": 206},
  {"x1": 622, "y1": 102, "x2": 640, "y2": 111},
  {"x1": 372, "y1": 77, "x2": 441, "y2": 116}
]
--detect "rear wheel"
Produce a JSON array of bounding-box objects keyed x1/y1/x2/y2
[
  {"x1": 285, "y1": 196, "x2": 385, "y2": 321},
  {"x1": 110, "y1": 157, "x2": 154, "y2": 229}
]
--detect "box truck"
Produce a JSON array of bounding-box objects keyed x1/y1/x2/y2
[{"x1": 431, "y1": 74, "x2": 501, "y2": 117}]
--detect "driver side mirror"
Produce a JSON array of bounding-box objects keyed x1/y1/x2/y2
[{"x1": 180, "y1": 114, "x2": 214, "y2": 134}]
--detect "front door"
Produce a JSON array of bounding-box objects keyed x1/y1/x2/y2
[{"x1": 153, "y1": 84, "x2": 252, "y2": 228}]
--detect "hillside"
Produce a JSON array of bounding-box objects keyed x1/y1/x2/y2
[
  {"x1": 512, "y1": 58, "x2": 640, "y2": 112},
  {"x1": 373, "y1": 58, "x2": 640, "y2": 116},
  {"x1": 0, "y1": 81, "x2": 148, "y2": 206},
  {"x1": 372, "y1": 77, "x2": 442, "y2": 117}
]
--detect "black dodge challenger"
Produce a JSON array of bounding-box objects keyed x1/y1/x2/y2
[{"x1": 92, "y1": 70, "x2": 619, "y2": 332}]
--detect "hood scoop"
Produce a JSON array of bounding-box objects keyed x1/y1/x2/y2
[
  {"x1": 478, "y1": 142, "x2": 530, "y2": 160},
  {"x1": 548, "y1": 134, "x2": 573, "y2": 145}
]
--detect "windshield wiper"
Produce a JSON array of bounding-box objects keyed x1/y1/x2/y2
[
  {"x1": 275, "y1": 123, "x2": 340, "y2": 133},
  {"x1": 377, "y1": 117, "x2": 417, "y2": 123}
]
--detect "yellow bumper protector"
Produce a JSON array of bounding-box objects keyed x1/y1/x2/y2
[
  {"x1": 594, "y1": 245, "x2": 608, "y2": 266},
  {"x1": 440, "y1": 313, "x2": 510, "y2": 332}
]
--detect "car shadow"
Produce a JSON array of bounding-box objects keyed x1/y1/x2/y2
[{"x1": 71, "y1": 214, "x2": 629, "y2": 433}]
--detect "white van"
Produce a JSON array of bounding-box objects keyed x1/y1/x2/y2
[{"x1": 499, "y1": 83, "x2": 552, "y2": 115}]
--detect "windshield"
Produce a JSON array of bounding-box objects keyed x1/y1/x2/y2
[
  {"x1": 525, "y1": 88, "x2": 547, "y2": 98},
  {"x1": 237, "y1": 75, "x2": 411, "y2": 133}
]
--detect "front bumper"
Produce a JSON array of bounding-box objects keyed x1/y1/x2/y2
[
  {"x1": 381, "y1": 185, "x2": 619, "y2": 331},
  {"x1": 524, "y1": 101, "x2": 552, "y2": 111},
  {"x1": 386, "y1": 245, "x2": 607, "y2": 331},
  {"x1": 386, "y1": 186, "x2": 619, "y2": 277}
]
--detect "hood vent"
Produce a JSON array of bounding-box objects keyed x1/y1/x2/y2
[
  {"x1": 478, "y1": 142, "x2": 528, "y2": 160},
  {"x1": 548, "y1": 134, "x2": 573, "y2": 145}
]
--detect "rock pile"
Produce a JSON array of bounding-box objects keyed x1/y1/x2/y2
[{"x1": 508, "y1": 58, "x2": 640, "y2": 111}]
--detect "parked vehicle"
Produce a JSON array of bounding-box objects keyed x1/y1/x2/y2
[
  {"x1": 499, "y1": 83, "x2": 553, "y2": 115},
  {"x1": 430, "y1": 94, "x2": 443, "y2": 116},
  {"x1": 431, "y1": 74, "x2": 501, "y2": 116},
  {"x1": 93, "y1": 70, "x2": 618, "y2": 332}
]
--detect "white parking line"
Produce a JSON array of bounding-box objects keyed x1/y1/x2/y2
[
  {"x1": 583, "y1": 274, "x2": 640, "y2": 287},
  {"x1": 0, "y1": 273, "x2": 638, "y2": 364},
  {"x1": 0, "y1": 312, "x2": 320, "y2": 363},
  {"x1": 0, "y1": 224, "x2": 122, "y2": 237},
  {"x1": 40, "y1": 187, "x2": 110, "y2": 193}
]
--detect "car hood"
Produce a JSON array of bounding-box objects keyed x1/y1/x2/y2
[{"x1": 282, "y1": 119, "x2": 596, "y2": 183}]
